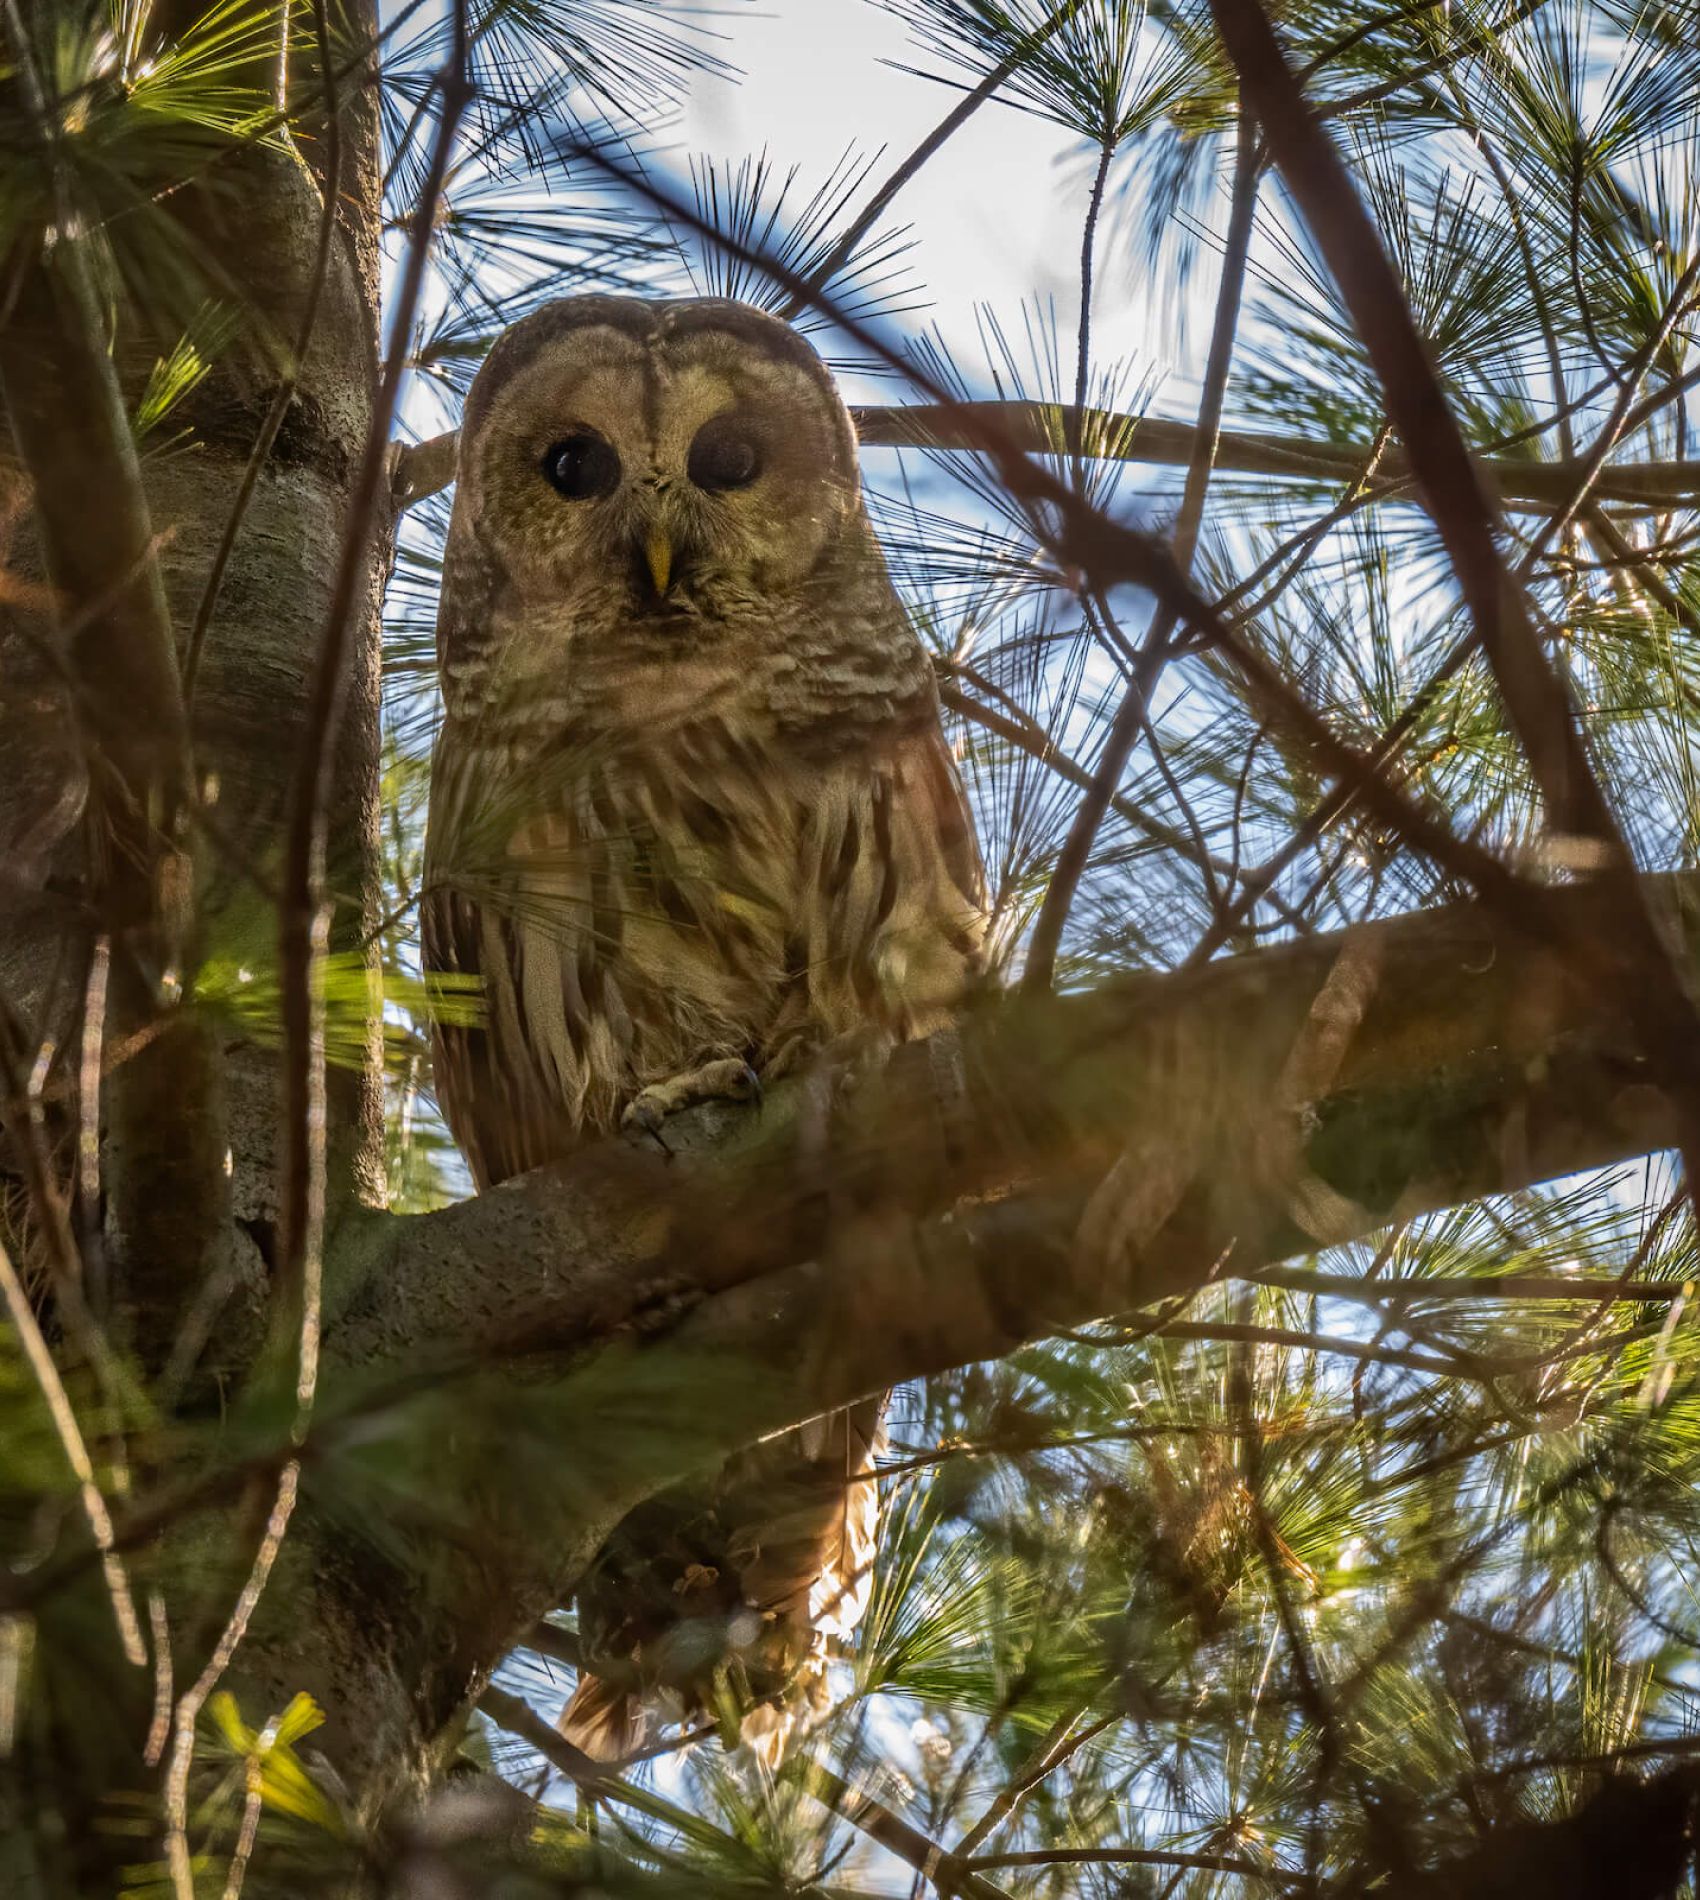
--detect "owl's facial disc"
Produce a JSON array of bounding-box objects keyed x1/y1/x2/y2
[
  {"x1": 464, "y1": 302, "x2": 861, "y2": 621},
  {"x1": 631, "y1": 410, "x2": 769, "y2": 609}
]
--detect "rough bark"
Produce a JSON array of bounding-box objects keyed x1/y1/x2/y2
[
  {"x1": 0, "y1": 4, "x2": 388, "y2": 1878},
  {"x1": 0, "y1": 79, "x2": 387, "y2": 1328}
]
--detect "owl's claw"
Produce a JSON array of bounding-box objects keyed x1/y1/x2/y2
[
  {"x1": 620, "y1": 1057, "x2": 765, "y2": 1153},
  {"x1": 623, "y1": 1095, "x2": 673, "y2": 1156}
]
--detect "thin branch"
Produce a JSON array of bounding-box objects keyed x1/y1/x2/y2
[
  {"x1": 1025, "y1": 116, "x2": 1262, "y2": 991},
  {"x1": 519, "y1": 1620, "x2": 581, "y2": 1671},
  {"x1": 1246, "y1": 1267, "x2": 1696, "y2": 1305},
  {"x1": 0, "y1": 1235, "x2": 144, "y2": 1667},
  {"x1": 802, "y1": 1761, "x2": 1011, "y2": 1900},
  {"x1": 273, "y1": 8, "x2": 472, "y2": 1413},
  {"x1": 1314, "y1": 0, "x2": 1558, "y2": 121},
  {"x1": 477, "y1": 1685, "x2": 719, "y2": 1831},
  {"x1": 164, "y1": 1464, "x2": 303, "y2": 1900},
  {"x1": 939, "y1": 675, "x2": 1309, "y2": 928},
  {"x1": 777, "y1": 0, "x2": 1081, "y2": 324},
  {"x1": 954, "y1": 1711, "x2": 1115, "y2": 1859},
  {"x1": 1070, "y1": 130, "x2": 1115, "y2": 467},
  {"x1": 390, "y1": 405, "x2": 1700, "y2": 514},
  {"x1": 964, "y1": 1845, "x2": 1304, "y2": 1882}
]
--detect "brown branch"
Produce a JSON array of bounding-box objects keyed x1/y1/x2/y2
[
  {"x1": 965, "y1": 1844, "x2": 1304, "y2": 1882},
  {"x1": 330, "y1": 871, "x2": 1695, "y2": 1417},
  {"x1": 801, "y1": 1762, "x2": 1011, "y2": 1900},
  {"x1": 19, "y1": 873, "x2": 1693, "y2": 1805},
  {"x1": 390, "y1": 404, "x2": 1700, "y2": 514},
  {"x1": 1314, "y1": 0, "x2": 1558, "y2": 122},
  {"x1": 1247, "y1": 1266, "x2": 1694, "y2": 1304},
  {"x1": 1025, "y1": 115, "x2": 1261, "y2": 992},
  {"x1": 954, "y1": 1710, "x2": 1115, "y2": 1860}
]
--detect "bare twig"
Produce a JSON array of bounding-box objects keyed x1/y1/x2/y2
[
  {"x1": 778, "y1": 0, "x2": 1081, "y2": 324},
  {"x1": 954, "y1": 1709, "x2": 1114, "y2": 1858},
  {"x1": 939, "y1": 675, "x2": 1309, "y2": 928},
  {"x1": 0, "y1": 1235, "x2": 144, "y2": 1667},
  {"x1": 164, "y1": 1463, "x2": 301, "y2": 1899},
  {"x1": 1025, "y1": 116, "x2": 1262, "y2": 991}
]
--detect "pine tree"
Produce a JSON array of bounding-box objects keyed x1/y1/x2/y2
[{"x1": 2, "y1": 0, "x2": 1699, "y2": 1893}]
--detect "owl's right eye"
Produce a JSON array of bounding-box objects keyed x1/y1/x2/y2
[{"x1": 542, "y1": 431, "x2": 620, "y2": 500}]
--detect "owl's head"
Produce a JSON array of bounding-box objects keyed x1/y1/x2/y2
[{"x1": 453, "y1": 296, "x2": 862, "y2": 617}]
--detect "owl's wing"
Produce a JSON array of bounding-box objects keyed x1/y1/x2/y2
[
  {"x1": 419, "y1": 844, "x2": 504, "y2": 1191},
  {"x1": 420, "y1": 726, "x2": 583, "y2": 1190},
  {"x1": 912, "y1": 704, "x2": 989, "y2": 932}
]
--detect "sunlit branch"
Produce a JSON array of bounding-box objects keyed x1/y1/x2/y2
[
  {"x1": 329, "y1": 876, "x2": 1694, "y2": 1464},
  {"x1": 391, "y1": 403, "x2": 1700, "y2": 514},
  {"x1": 802, "y1": 1761, "x2": 1010, "y2": 1900},
  {"x1": 0, "y1": 1235, "x2": 144, "y2": 1668}
]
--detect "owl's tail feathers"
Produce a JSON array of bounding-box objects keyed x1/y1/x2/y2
[{"x1": 558, "y1": 1672, "x2": 646, "y2": 1764}]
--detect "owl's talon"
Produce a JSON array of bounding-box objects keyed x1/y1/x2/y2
[
  {"x1": 621, "y1": 1057, "x2": 765, "y2": 1151},
  {"x1": 622, "y1": 1096, "x2": 674, "y2": 1156}
]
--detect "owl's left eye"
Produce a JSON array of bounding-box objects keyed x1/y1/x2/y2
[
  {"x1": 542, "y1": 430, "x2": 620, "y2": 500},
  {"x1": 687, "y1": 414, "x2": 763, "y2": 492}
]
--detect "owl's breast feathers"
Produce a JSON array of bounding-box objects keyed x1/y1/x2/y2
[{"x1": 423, "y1": 688, "x2": 984, "y2": 1187}]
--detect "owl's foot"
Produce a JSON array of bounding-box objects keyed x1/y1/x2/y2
[{"x1": 621, "y1": 1058, "x2": 763, "y2": 1154}]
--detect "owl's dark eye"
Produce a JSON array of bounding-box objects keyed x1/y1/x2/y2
[
  {"x1": 687, "y1": 414, "x2": 763, "y2": 493},
  {"x1": 542, "y1": 430, "x2": 620, "y2": 500}
]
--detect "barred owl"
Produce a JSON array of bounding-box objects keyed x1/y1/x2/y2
[{"x1": 422, "y1": 296, "x2": 985, "y2": 1757}]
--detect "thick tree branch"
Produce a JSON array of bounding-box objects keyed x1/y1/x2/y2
[
  {"x1": 391, "y1": 404, "x2": 1700, "y2": 513},
  {"x1": 330, "y1": 871, "x2": 1696, "y2": 1416}
]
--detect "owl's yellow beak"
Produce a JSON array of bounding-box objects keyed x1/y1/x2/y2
[{"x1": 642, "y1": 528, "x2": 672, "y2": 597}]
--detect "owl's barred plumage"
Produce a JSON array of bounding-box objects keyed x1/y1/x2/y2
[{"x1": 422, "y1": 295, "x2": 985, "y2": 1757}]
